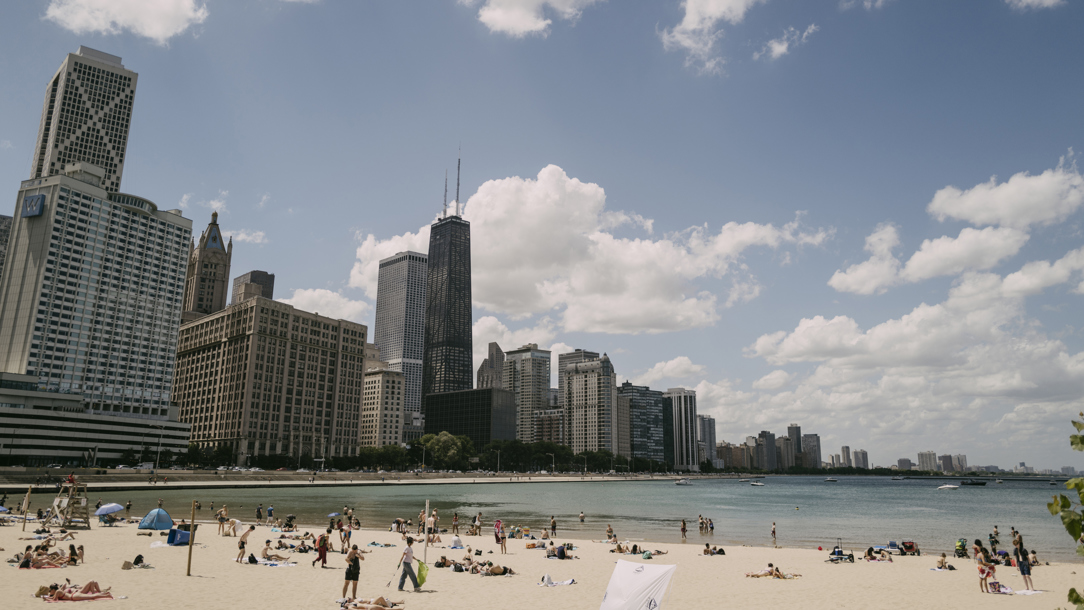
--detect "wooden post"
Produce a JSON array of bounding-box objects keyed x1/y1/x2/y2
[
  {"x1": 21, "y1": 485, "x2": 31, "y2": 532},
  {"x1": 423, "y1": 499, "x2": 429, "y2": 564},
  {"x1": 186, "y1": 499, "x2": 196, "y2": 576}
]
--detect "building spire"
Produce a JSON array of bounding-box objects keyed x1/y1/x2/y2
[
  {"x1": 455, "y1": 147, "x2": 461, "y2": 216},
  {"x1": 443, "y1": 170, "x2": 448, "y2": 219}
]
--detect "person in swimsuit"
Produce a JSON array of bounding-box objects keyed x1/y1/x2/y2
[
  {"x1": 680, "y1": 520, "x2": 686, "y2": 540},
  {"x1": 261, "y1": 540, "x2": 289, "y2": 562},
  {"x1": 452, "y1": 512, "x2": 459, "y2": 535},
  {"x1": 217, "y1": 506, "x2": 229, "y2": 536},
  {"x1": 46, "y1": 581, "x2": 113, "y2": 601},
  {"x1": 344, "y1": 596, "x2": 403, "y2": 609},
  {"x1": 343, "y1": 544, "x2": 364, "y2": 600},
  {"x1": 1013, "y1": 537, "x2": 1034, "y2": 591},
  {"x1": 236, "y1": 525, "x2": 255, "y2": 562}
]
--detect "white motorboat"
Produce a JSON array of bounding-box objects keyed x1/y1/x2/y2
[
  {"x1": 891, "y1": 476, "x2": 903, "y2": 480},
  {"x1": 938, "y1": 484, "x2": 959, "y2": 490},
  {"x1": 824, "y1": 477, "x2": 838, "y2": 482},
  {"x1": 675, "y1": 478, "x2": 691, "y2": 485},
  {"x1": 738, "y1": 478, "x2": 750, "y2": 483},
  {"x1": 995, "y1": 479, "x2": 1003, "y2": 484},
  {"x1": 750, "y1": 481, "x2": 765, "y2": 486}
]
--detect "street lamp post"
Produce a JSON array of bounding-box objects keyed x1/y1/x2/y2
[
  {"x1": 546, "y1": 452, "x2": 554, "y2": 474},
  {"x1": 496, "y1": 450, "x2": 501, "y2": 474},
  {"x1": 583, "y1": 456, "x2": 588, "y2": 475},
  {"x1": 154, "y1": 425, "x2": 164, "y2": 472}
]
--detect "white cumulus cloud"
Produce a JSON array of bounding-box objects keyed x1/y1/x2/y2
[
  {"x1": 753, "y1": 24, "x2": 818, "y2": 61},
  {"x1": 44, "y1": 0, "x2": 208, "y2": 45},
  {"x1": 900, "y1": 226, "x2": 1029, "y2": 282},
  {"x1": 660, "y1": 0, "x2": 766, "y2": 74},
  {"x1": 827, "y1": 223, "x2": 901, "y2": 295},
  {"x1": 461, "y1": 0, "x2": 603, "y2": 37},
  {"x1": 839, "y1": 0, "x2": 893, "y2": 9},
  {"x1": 751, "y1": 369, "x2": 793, "y2": 390},
  {"x1": 0, "y1": 140, "x2": 13, "y2": 150},
  {"x1": 471, "y1": 315, "x2": 557, "y2": 372},
  {"x1": 278, "y1": 289, "x2": 370, "y2": 323},
  {"x1": 927, "y1": 151, "x2": 1084, "y2": 229},
  {"x1": 1005, "y1": 0, "x2": 1064, "y2": 10},
  {"x1": 224, "y1": 229, "x2": 268, "y2": 244},
  {"x1": 631, "y1": 356, "x2": 706, "y2": 387},
  {"x1": 352, "y1": 164, "x2": 830, "y2": 334}
]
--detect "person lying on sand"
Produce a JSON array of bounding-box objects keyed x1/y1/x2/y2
[
  {"x1": 746, "y1": 563, "x2": 780, "y2": 578},
  {"x1": 484, "y1": 561, "x2": 515, "y2": 576},
  {"x1": 342, "y1": 596, "x2": 404, "y2": 609},
  {"x1": 45, "y1": 581, "x2": 113, "y2": 601}
]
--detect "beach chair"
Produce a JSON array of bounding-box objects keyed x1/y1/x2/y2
[
  {"x1": 826, "y1": 539, "x2": 854, "y2": 563},
  {"x1": 886, "y1": 541, "x2": 901, "y2": 555},
  {"x1": 954, "y1": 538, "x2": 969, "y2": 559},
  {"x1": 98, "y1": 515, "x2": 116, "y2": 526}
]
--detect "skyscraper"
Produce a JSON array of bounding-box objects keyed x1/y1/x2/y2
[
  {"x1": 502, "y1": 343, "x2": 551, "y2": 442},
  {"x1": 421, "y1": 215, "x2": 472, "y2": 405},
  {"x1": 374, "y1": 251, "x2": 427, "y2": 413},
  {"x1": 757, "y1": 430, "x2": 777, "y2": 471},
  {"x1": 917, "y1": 451, "x2": 938, "y2": 471},
  {"x1": 698, "y1": 414, "x2": 717, "y2": 465},
  {"x1": 787, "y1": 423, "x2": 802, "y2": 454},
  {"x1": 853, "y1": 449, "x2": 869, "y2": 469},
  {"x1": 841, "y1": 445, "x2": 852, "y2": 468},
  {"x1": 665, "y1": 388, "x2": 699, "y2": 471},
  {"x1": 0, "y1": 215, "x2": 11, "y2": 284},
  {"x1": 0, "y1": 164, "x2": 191, "y2": 419},
  {"x1": 616, "y1": 382, "x2": 665, "y2": 463},
  {"x1": 557, "y1": 349, "x2": 599, "y2": 407},
  {"x1": 801, "y1": 434, "x2": 821, "y2": 469},
  {"x1": 476, "y1": 342, "x2": 504, "y2": 390},
  {"x1": 181, "y1": 212, "x2": 232, "y2": 320},
  {"x1": 564, "y1": 355, "x2": 618, "y2": 455},
  {"x1": 231, "y1": 270, "x2": 275, "y2": 304},
  {"x1": 31, "y1": 47, "x2": 138, "y2": 193}
]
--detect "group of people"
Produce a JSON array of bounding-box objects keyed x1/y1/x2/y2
[
  {"x1": 13, "y1": 540, "x2": 84, "y2": 569},
  {"x1": 971, "y1": 526, "x2": 1036, "y2": 593}
]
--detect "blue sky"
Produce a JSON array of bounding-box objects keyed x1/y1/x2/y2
[{"x1": 1, "y1": 0, "x2": 1082, "y2": 470}]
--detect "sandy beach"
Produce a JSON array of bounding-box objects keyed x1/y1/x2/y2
[{"x1": 2, "y1": 511, "x2": 1079, "y2": 610}]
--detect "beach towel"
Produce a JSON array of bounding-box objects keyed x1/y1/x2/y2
[
  {"x1": 539, "y1": 574, "x2": 576, "y2": 586},
  {"x1": 257, "y1": 560, "x2": 296, "y2": 567},
  {"x1": 1015, "y1": 590, "x2": 1042, "y2": 595}
]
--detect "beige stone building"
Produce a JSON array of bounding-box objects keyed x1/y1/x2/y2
[
  {"x1": 361, "y1": 368, "x2": 404, "y2": 447},
  {"x1": 174, "y1": 295, "x2": 368, "y2": 464},
  {"x1": 181, "y1": 211, "x2": 231, "y2": 321}
]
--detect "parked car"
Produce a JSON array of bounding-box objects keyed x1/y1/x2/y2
[
  {"x1": 115, "y1": 465, "x2": 131, "y2": 469},
  {"x1": 45, "y1": 464, "x2": 62, "y2": 468},
  {"x1": 275, "y1": 467, "x2": 290, "y2": 471},
  {"x1": 216, "y1": 466, "x2": 228, "y2": 471},
  {"x1": 169, "y1": 465, "x2": 185, "y2": 470},
  {"x1": 297, "y1": 468, "x2": 310, "y2": 473},
  {"x1": 249, "y1": 467, "x2": 264, "y2": 472}
]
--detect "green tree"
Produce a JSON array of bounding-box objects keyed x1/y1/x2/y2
[
  {"x1": 1047, "y1": 411, "x2": 1084, "y2": 609},
  {"x1": 212, "y1": 443, "x2": 234, "y2": 466},
  {"x1": 425, "y1": 432, "x2": 462, "y2": 469}
]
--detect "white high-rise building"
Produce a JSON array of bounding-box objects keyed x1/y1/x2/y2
[
  {"x1": 853, "y1": 449, "x2": 869, "y2": 469},
  {"x1": 31, "y1": 47, "x2": 138, "y2": 193},
  {"x1": 564, "y1": 354, "x2": 618, "y2": 455},
  {"x1": 917, "y1": 451, "x2": 938, "y2": 471},
  {"x1": 952, "y1": 454, "x2": 968, "y2": 472},
  {"x1": 557, "y1": 349, "x2": 599, "y2": 407},
  {"x1": 374, "y1": 251, "x2": 427, "y2": 413},
  {"x1": 665, "y1": 388, "x2": 699, "y2": 472},
  {"x1": 0, "y1": 164, "x2": 192, "y2": 419},
  {"x1": 841, "y1": 445, "x2": 852, "y2": 467},
  {"x1": 503, "y1": 343, "x2": 551, "y2": 442}
]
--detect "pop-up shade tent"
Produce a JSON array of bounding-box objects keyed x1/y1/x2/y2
[
  {"x1": 138, "y1": 508, "x2": 173, "y2": 530},
  {"x1": 599, "y1": 559, "x2": 676, "y2": 610}
]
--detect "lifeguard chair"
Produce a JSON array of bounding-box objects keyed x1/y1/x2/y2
[{"x1": 47, "y1": 482, "x2": 93, "y2": 530}]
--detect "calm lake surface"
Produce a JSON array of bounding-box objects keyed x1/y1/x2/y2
[{"x1": 39, "y1": 476, "x2": 1082, "y2": 561}]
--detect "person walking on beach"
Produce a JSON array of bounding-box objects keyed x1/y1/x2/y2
[
  {"x1": 494, "y1": 518, "x2": 503, "y2": 545},
  {"x1": 256, "y1": 504, "x2": 263, "y2": 525},
  {"x1": 343, "y1": 544, "x2": 364, "y2": 600},
  {"x1": 771, "y1": 522, "x2": 776, "y2": 542},
  {"x1": 313, "y1": 528, "x2": 334, "y2": 568},
  {"x1": 217, "y1": 506, "x2": 229, "y2": 536},
  {"x1": 398, "y1": 537, "x2": 421, "y2": 592},
  {"x1": 124, "y1": 501, "x2": 132, "y2": 520},
  {"x1": 341, "y1": 522, "x2": 352, "y2": 554},
  {"x1": 425, "y1": 512, "x2": 436, "y2": 547},
  {"x1": 550, "y1": 516, "x2": 557, "y2": 537},
  {"x1": 680, "y1": 520, "x2": 687, "y2": 540},
  {"x1": 236, "y1": 525, "x2": 255, "y2": 562},
  {"x1": 579, "y1": 511, "x2": 585, "y2": 523},
  {"x1": 1013, "y1": 536, "x2": 1034, "y2": 591}
]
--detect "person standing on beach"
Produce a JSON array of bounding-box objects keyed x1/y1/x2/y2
[
  {"x1": 217, "y1": 506, "x2": 229, "y2": 536},
  {"x1": 771, "y1": 522, "x2": 776, "y2": 542},
  {"x1": 550, "y1": 516, "x2": 557, "y2": 537},
  {"x1": 313, "y1": 528, "x2": 334, "y2": 568},
  {"x1": 1013, "y1": 537, "x2": 1034, "y2": 591},
  {"x1": 124, "y1": 501, "x2": 132, "y2": 520},
  {"x1": 343, "y1": 544, "x2": 364, "y2": 600},
  {"x1": 236, "y1": 525, "x2": 255, "y2": 562},
  {"x1": 500, "y1": 523, "x2": 508, "y2": 554},
  {"x1": 452, "y1": 512, "x2": 459, "y2": 535},
  {"x1": 680, "y1": 520, "x2": 687, "y2": 540},
  {"x1": 579, "y1": 511, "x2": 585, "y2": 523},
  {"x1": 256, "y1": 504, "x2": 263, "y2": 525},
  {"x1": 398, "y1": 538, "x2": 421, "y2": 592},
  {"x1": 267, "y1": 505, "x2": 273, "y2": 522},
  {"x1": 494, "y1": 518, "x2": 503, "y2": 545},
  {"x1": 426, "y1": 512, "x2": 436, "y2": 547}
]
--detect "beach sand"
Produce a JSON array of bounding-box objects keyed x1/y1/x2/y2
[{"x1": 1, "y1": 517, "x2": 1078, "y2": 609}]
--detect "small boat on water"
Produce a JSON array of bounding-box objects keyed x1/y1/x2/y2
[
  {"x1": 995, "y1": 479, "x2": 1003, "y2": 484},
  {"x1": 891, "y1": 476, "x2": 903, "y2": 480},
  {"x1": 675, "y1": 478, "x2": 690, "y2": 485},
  {"x1": 938, "y1": 484, "x2": 959, "y2": 490},
  {"x1": 824, "y1": 477, "x2": 838, "y2": 482},
  {"x1": 1050, "y1": 481, "x2": 1059, "y2": 486},
  {"x1": 960, "y1": 479, "x2": 987, "y2": 486},
  {"x1": 750, "y1": 481, "x2": 765, "y2": 486},
  {"x1": 738, "y1": 478, "x2": 750, "y2": 483}
]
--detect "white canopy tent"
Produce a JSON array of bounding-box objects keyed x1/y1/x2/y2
[{"x1": 599, "y1": 559, "x2": 676, "y2": 610}]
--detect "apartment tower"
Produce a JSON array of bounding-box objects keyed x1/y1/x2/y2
[
  {"x1": 502, "y1": 343, "x2": 551, "y2": 442},
  {"x1": 665, "y1": 388, "x2": 699, "y2": 471},
  {"x1": 231, "y1": 270, "x2": 275, "y2": 304},
  {"x1": 374, "y1": 251, "x2": 427, "y2": 413}
]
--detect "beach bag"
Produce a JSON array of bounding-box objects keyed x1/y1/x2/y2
[
  {"x1": 121, "y1": 560, "x2": 134, "y2": 570},
  {"x1": 247, "y1": 554, "x2": 258, "y2": 564},
  {"x1": 416, "y1": 561, "x2": 428, "y2": 586},
  {"x1": 947, "y1": 564, "x2": 956, "y2": 570},
  {"x1": 474, "y1": 549, "x2": 482, "y2": 556},
  {"x1": 453, "y1": 563, "x2": 464, "y2": 572},
  {"x1": 317, "y1": 535, "x2": 328, "y2": 550},
  {"x1": 642, "y1": 551, "x2": 652, "y2": 559}
]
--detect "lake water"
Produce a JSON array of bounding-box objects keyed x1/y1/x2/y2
[{"x1": 36, "y1": 476, "x2": 1082, "y2": 561}]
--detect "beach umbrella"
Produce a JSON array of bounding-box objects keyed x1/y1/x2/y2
[
  {"x1": 95, "y1": 503, "x2": 124, "y2": 516},
  {"x1": 0, "y1": 506, "x2": 9, "y2": 513},
  {"x1": 328, "y1": 512, "x2": 341, "y2": 517}
]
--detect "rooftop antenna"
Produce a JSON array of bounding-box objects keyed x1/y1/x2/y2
[
  {"x1": 455, "y1": 147, "x2": 461, "y2": 216},
  {"x1": 443, "y1": 170, "x2": 448, "y2": 219}
]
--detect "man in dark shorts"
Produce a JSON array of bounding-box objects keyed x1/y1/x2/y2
[
  {"x1": 236, "y1": 525, "x2": 255, "y2": 562},
  {"x1": 256, "y1": 504, "x2": 263, "y2": 525},
  {"x1": 550, "y1": 516, "x2": 557, "y2": 537},
  {"x1": 343, "y1": 544, "x2": 364, "y2": 600}
]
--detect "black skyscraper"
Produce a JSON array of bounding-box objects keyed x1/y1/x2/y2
[{"x1": 421, "y1": 214, "x2": 473, "y2": 408}]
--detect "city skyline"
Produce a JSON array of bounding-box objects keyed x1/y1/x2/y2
[{"x1": 0, "y1": 2, "x2": 1082, "y2": 468}]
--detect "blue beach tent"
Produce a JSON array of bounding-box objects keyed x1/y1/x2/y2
[{"x1": 138, "y1": 508, "x2": 173, "y2": 530}]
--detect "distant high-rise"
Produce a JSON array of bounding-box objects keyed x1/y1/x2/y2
[
  {"x1": 476, "y1": 342, "x2": 504, "y2": 390},
  {"x1": 421, "y1": 215, "x2": 472, "y2": 405},
  {"x1": 698, "y1": 414, "x2": 717, "y2": 465},
  {"x1": 181, "y1": 212, "x2": 232, "y2": 320},
  {"x1": 232, "y1": 270, "x2": 275, "y2": 304},
  {"x1": 503, "y1": 343, "x2": 551, "y2": 442},
  {"x1": 787, "y1": 423, "x2": 802, "y2": 454},
  {"x1": 616, "y1": 382, "x2": 665, "y2": 463},
  {"x1": 374, "y1": 251, "x2": 427, "y2": 413},
  {"x1": 757, "y1": 430, "x2": 777, "y2": 471},
  {"x1": 853, "y1": 449, "x2": 869, "y2": 469},
  {"x1": 917, "y1": 451, "x2": 938, "y2": 471},
  {"x1": 666, "y1": 388, "x2": 699, "y2": 471},
  {"x1": 897, "y1": 458, "x2": 913, "y2": 470},
  {"x1": 801, "y1": 434, "x2": 821, "y2": 470},
  {"x1": 841, "y1": 445, "x2": 852, "y2": 468},
  {"x1": 0, "y1": 215, "x2": 11, "y2": 284},
  {"x1": 776, "y1": 436, "x2": 796, "y2": 469},
  {"x1": 564, "y1": 355, "x2": 618, "y2": 455},
  {"x1": 558, "y1": 349, "x2": 599, "y2": 407},
  {"x1": 31, "y1": 47, "x2": 138, "y2": 193},
  {"x1": 938, "y1": 454, "x2": 954, "y2": 472},
  {"x1": 952, "y1": 454, "x2": 968, "y2": 472}
]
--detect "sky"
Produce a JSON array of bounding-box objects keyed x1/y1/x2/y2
[{"x1": 1, "y1": 0, "x2": 1082, "y2": 470}]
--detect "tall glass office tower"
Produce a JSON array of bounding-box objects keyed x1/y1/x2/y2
[
  {"x1": 374, "y1": 251, "x2": 427, "y2": 413},
  {"x1": 421, "y1": 215, "x2": 473, "y2": 407}
]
